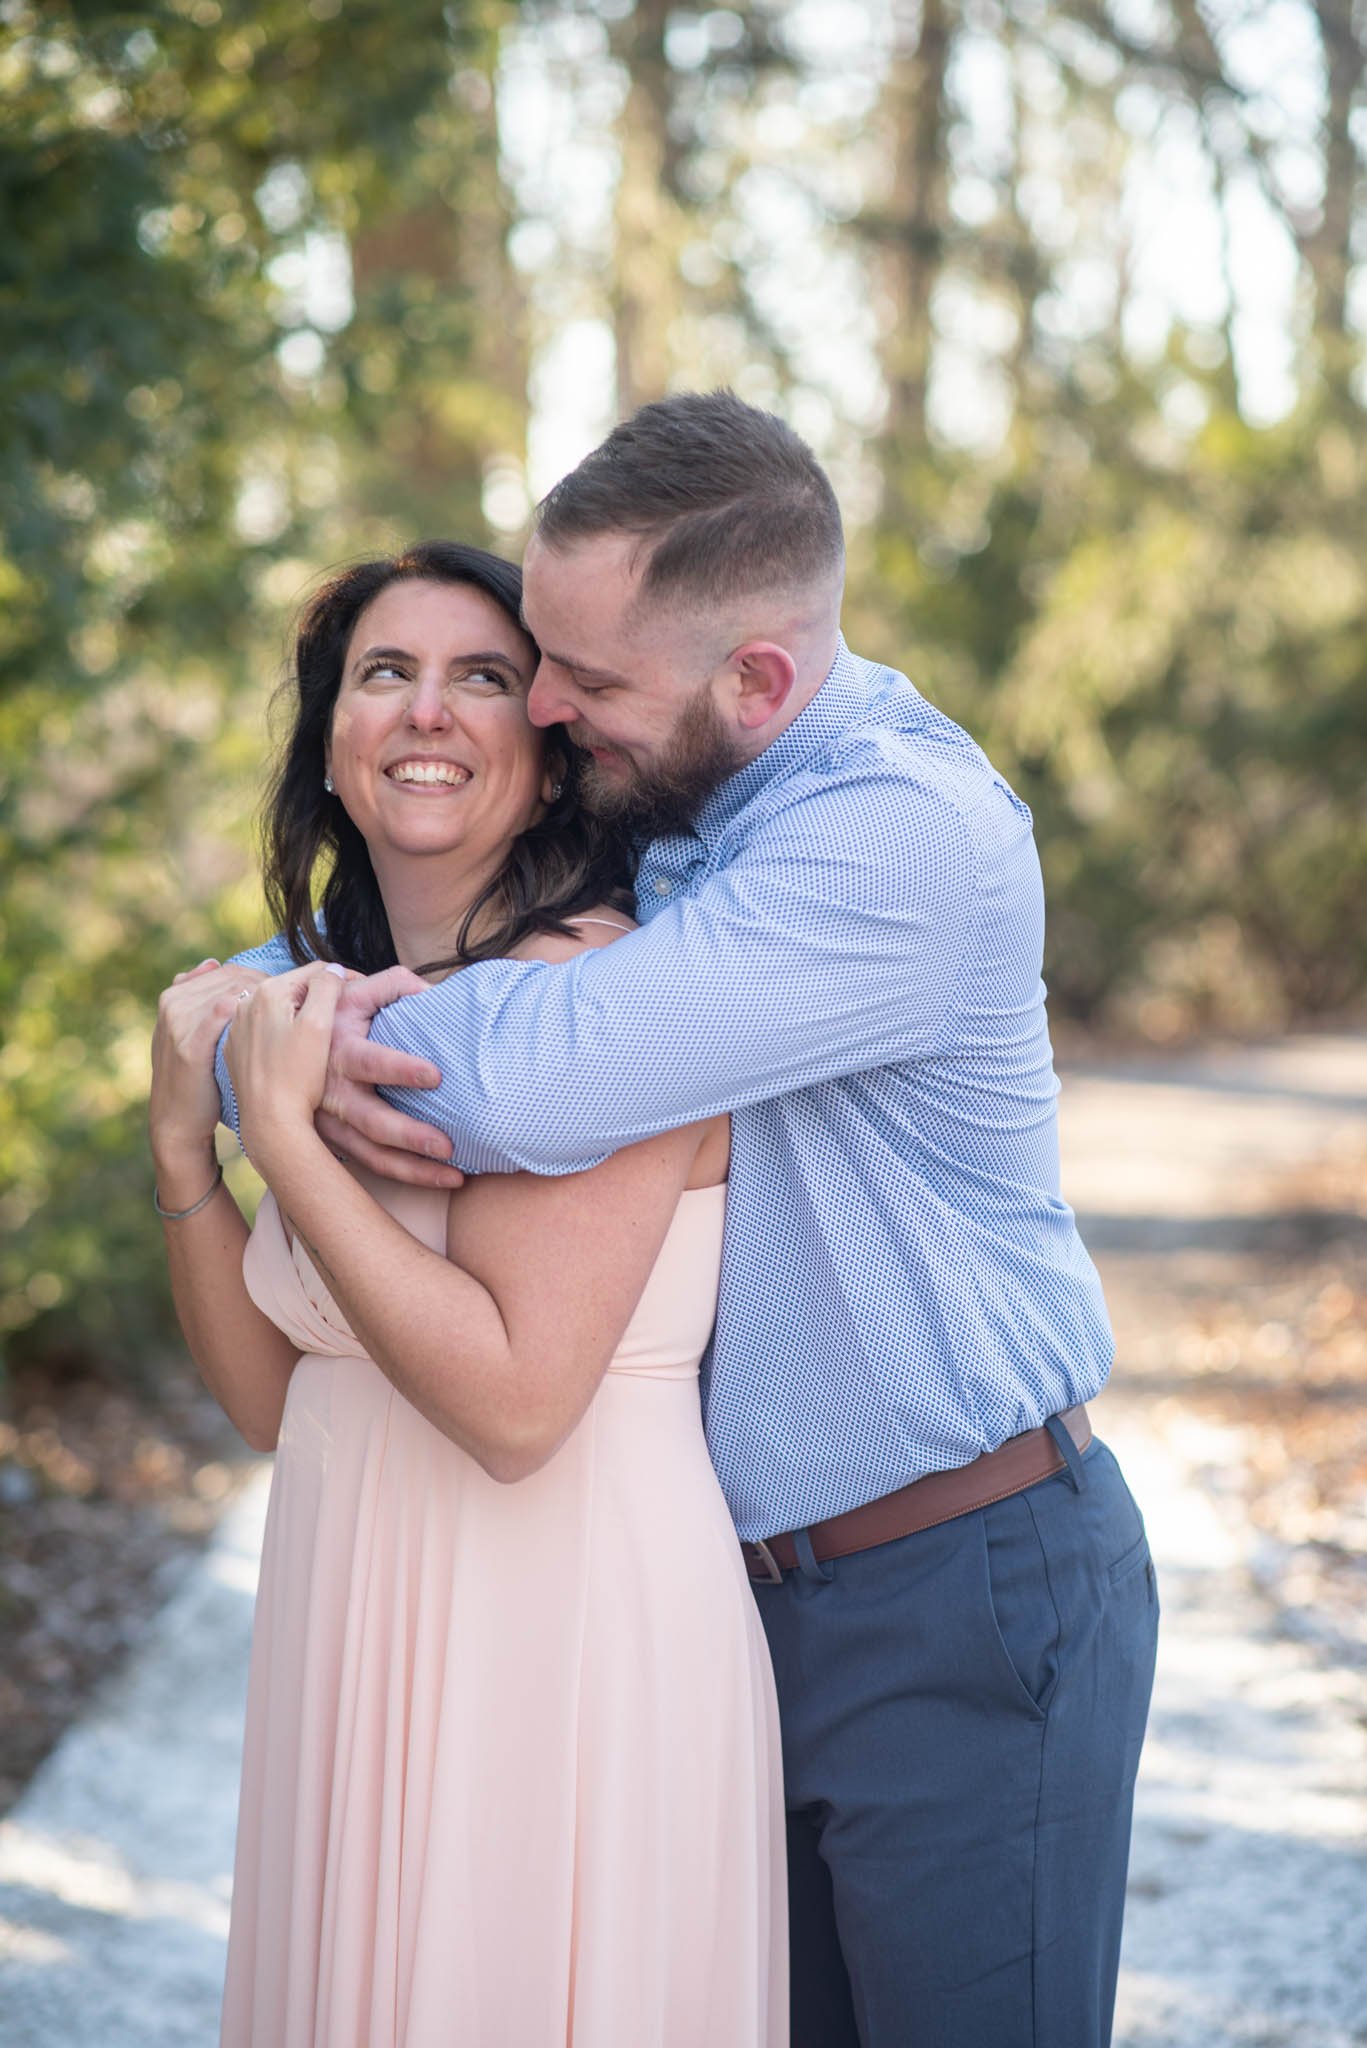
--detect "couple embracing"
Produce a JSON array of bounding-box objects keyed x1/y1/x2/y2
[{"x1": 149, "y1": 391, "x2": 1158, "y2": 2047}]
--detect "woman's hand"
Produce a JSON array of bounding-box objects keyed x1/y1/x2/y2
[
  {"x1": 311, "y1": 965, "x2": 463, "y2": 1189},
  {"x1": 227, "y1": 963, "x2": 349, "y2": 1178},
  {"x1": 150, "y1": 960, "x2": 267, "y2": 1191}
]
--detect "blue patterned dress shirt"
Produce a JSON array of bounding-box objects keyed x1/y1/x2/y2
[{"x1": 218, "y1": 639, "x2": 1113, "y2": 1539}]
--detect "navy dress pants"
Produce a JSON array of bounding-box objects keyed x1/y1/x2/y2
[{"x1": 753, "y1": 1436, "x2": 1159, "y2": 2048}]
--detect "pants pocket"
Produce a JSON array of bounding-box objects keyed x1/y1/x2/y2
[
  {"x1": 1107, "y1": 1529, "x2": 1153, "y2": 1590},
  {"x1": 979, "y1": 1495, "x2": 1061, "y2": 1720}
]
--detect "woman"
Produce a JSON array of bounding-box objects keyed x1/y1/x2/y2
[{"x1": 148, "y1": 542, "x2": 786, "y2": 2047}]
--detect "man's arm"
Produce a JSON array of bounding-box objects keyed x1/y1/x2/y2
[
  {"x1": 214, "y1": 932, "x2": 298, "y2": 1140},
  {"x1": 214, "y1": 935, "x2": 455, "y2": 1179},
  {"x1": 367, "y1": 765, "x2": 1012, "y2": 1176}
]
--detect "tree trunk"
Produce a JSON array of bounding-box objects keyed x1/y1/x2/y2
[
  {"x1": 880, "y1": 0, "x2": 953, "y2": 461},
  {"x1": 608, "y1": 0, "x2": 683, "y2": 415},
  {"x1": 1304, "y1": 0, "x2": 1362, "y2": 363}
]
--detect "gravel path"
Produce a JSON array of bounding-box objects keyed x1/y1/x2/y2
[
  {"x1": 1062, "y1": 1032, "x2": 1367, "y2": 2048},
  {"x1": 0, "y1": 1475, "x2": 264, "y2": 2046},
  {"x1": 1106, "y1": 1409, "x2": 1366, "y2": 2047},
  {"x1": 1, "y1": 1033, "x2": 1363, "y2": 2045}
]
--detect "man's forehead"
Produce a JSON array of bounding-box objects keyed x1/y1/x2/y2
[
  {"x1": 522, "y1": 530, "x2": 650, "y2": 640},
  {"x1": 525, "y1": 526, "x2": 644, "y2": 581}
]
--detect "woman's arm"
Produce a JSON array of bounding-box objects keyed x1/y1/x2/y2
[
  {"x1": 230, "y1": 956, "x2": 718, "y2": 1483},
  {"x1": 149, "y1": 961, "x2": 301, "y2": 1452}
]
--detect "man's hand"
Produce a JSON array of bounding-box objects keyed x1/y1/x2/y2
[{"x1": 314, "y1": 966, "x2": 466, "y2": 1188}]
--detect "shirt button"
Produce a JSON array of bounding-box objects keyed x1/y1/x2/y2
[{"x1": 653, "y1": 876, "x2": 673, "y2": 895}]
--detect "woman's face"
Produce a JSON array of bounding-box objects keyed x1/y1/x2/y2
[{"x1": 326, "y1": 577, "x2": 548, "y2": 888}]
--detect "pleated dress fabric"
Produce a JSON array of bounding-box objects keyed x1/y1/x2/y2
[{"x1": 220, "y1": 1172, "x2": 786, "y2": 2048}]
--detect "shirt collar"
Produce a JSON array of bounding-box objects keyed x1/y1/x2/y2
[{"x1": 689, "y1": 635, "x2": 872, "y2": 847}]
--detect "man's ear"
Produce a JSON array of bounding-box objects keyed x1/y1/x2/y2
[{"x1": 729, "y1": 641, "x2": 797, "y2": 732}]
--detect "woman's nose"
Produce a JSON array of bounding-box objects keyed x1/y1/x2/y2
[{"x1": 406, "y1": 674, "x2": 454, "y2": 728}]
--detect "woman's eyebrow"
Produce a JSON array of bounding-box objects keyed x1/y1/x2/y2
[
  {"x1": 353, "y1": 643, "x2": 413, "y2": 664},
  {"x1": 352, "y1": 645, "x2": 522, "y2": 670},
  {"x1": 454, "y1": 649, "x2": 524, "y2": 669}
]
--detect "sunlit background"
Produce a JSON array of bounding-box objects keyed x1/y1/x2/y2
[
  {"x1": 1, "y1": 11, "x2": 1366, "y2": 2036},
  {"x1": 1, "y1": 0, "x2": 1364, "y2": 1522}
]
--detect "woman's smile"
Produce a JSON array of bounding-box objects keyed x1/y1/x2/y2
[{"x1": 385, "y1": 756, "x2": 473, "y2": 789}]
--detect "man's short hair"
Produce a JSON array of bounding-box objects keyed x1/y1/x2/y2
[{"x1": 534, "y1": 389, "x2": 845, "y2": 608}]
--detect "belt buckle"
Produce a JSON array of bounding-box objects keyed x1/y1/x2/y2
[{"x1": 744, "y1": 1538, "x2": 784, "y2": 1585}]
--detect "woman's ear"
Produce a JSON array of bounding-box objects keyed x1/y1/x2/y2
[{"x1": 541, "y1": 748, "x2": 568, "y2": 806}]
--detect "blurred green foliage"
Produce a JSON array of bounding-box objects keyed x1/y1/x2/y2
[
  {"x1": 833, "y1": 0, "x2": 1367, "y2": 1037},
  {"x1": 852, "y1": 387, "x2": 1367, "y2": 1034},
  {"x1": 2, "y1": 0, "x2": 1364, "y2": 1381},
  {"x1": 1, "y1": 0, "x2": 516, "y2": 1373}
]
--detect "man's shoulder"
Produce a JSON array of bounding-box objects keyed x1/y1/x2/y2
[
  {"x1": 804, "y1": 656, "x2": 1025, "y2": 824},
  {"x1": 228, "y1": 929, "x2": 303, "y2": 974}
]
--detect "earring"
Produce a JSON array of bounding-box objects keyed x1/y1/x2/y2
[
  {"x1": 549, "y1": 780, "x2": 564, "y2": 801},
  {"x1": 323, "y1": 773, "x2": 335, "y2": 794}
]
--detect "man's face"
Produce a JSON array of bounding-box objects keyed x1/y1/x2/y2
[{"x1": 522, "y1": 530, "x2": 747, "y2": 835}]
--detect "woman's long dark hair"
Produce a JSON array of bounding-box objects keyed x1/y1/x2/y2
[{"x1": 263, "y1": 541, "x2": 634, "y2": 974}]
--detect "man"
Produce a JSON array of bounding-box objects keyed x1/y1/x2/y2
[{"x1": 220, "y1": 391, "x2": 1158, "y2": 2045}]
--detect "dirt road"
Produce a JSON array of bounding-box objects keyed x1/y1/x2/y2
[
  {"x1": 0, "y1": 1032, "x2": 1363, "y2": 2045},
  {"x1": 1064, "y1": 1032, "x2": 1367, "y2": 2048}
]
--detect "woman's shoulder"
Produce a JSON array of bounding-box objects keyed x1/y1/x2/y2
[{"x1": 507, "y1": 904, "x2": 637, "y2": 966}]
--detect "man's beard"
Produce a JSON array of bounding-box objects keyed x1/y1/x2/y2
[{"x1": 573, "y1": 687, "x2": 746, "y2": 839}]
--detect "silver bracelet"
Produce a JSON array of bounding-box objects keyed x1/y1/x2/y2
[{"x1": 153, "y1": 1162, "x2": 223, "y2": 1220}]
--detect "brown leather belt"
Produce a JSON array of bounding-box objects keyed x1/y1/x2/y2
[{"x1": 741, "y1": 1405, "x2": 1092, "y2": 1583}]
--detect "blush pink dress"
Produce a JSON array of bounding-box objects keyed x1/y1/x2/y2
[{"x1": 221, "y1": 1171, "x2": 787, "y2": 2048}]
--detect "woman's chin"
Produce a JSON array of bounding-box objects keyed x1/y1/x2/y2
[{"x1": 365, "y1": 825, "x2": 477, "y2": 872}]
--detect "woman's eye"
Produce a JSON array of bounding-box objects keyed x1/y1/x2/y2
[{"x1": 355, "y1": 660, "x2": 516, "y2": 691}]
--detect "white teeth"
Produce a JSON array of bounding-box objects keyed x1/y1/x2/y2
[{"x1": 388, "y1": 762, "x2": 469, "y2": 787}]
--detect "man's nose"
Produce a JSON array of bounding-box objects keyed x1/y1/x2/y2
[{"x1": 526, "y1": 662, "x2": 569, "y2": 729}]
